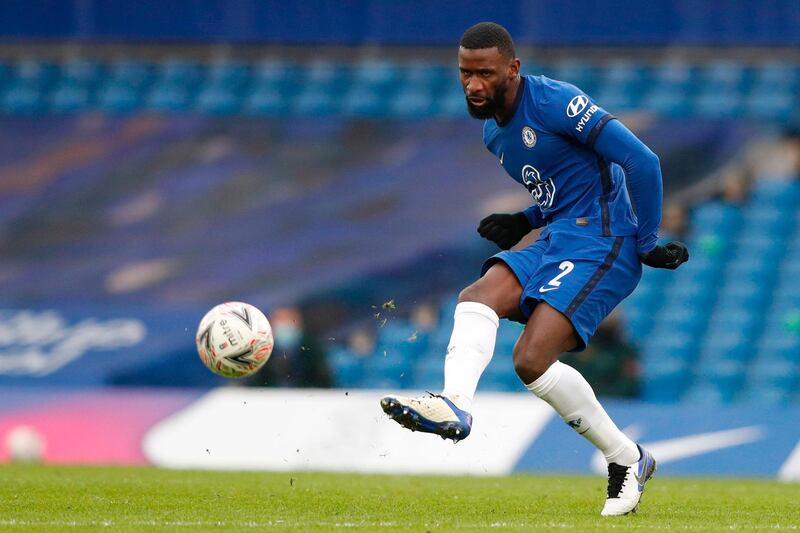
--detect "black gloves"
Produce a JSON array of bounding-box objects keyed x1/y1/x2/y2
[
  {"x1": 477, "y1": 212, "x2": 532, "y2": 250},
  {"x1": 640, "y1": 241, "x2": 689, "y2": 270}
]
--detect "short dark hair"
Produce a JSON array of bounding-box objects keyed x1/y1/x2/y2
[{"x1": 459, "y1": 22, "x2": 515, "y2": 59}]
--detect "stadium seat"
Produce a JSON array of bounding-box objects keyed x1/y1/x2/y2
[
  {"x1": 206, "y1": 59, "x2": 250, "y2": 90},
  {"x1": 550, "y1": 58, "x2": 597, "y2": 94},
  {"x1": 195, "y1": 83, "x2": 240, "y2": 114},
  {"x1": 745, "y1": 90, "x2": 796, "y2": 122},
  {"x1": 751, "y1": 60, "x2": 798, "y2": 90},
  {"x1": 144, "y1": 83, "x2": 191, "y2": 111},
  {"x1": 97, "y1": 82, "x2": 142, "y2": 112},
  {"x1": 1, "y1": 82, "x2": 42, "y2": 113},
  {"x1": 362, "y1": 353, "x2": 413, "y2": 388},
  {"x1": 157, "y1": 57, "x2": 202, "y2": 87},
  {"x1": 49, "y1": 83, "x2": 90, "y2": 111},
  {"x1": 328, "y1": 347, "x2": 365, "y2": 388},
  {"x1": 341, "y1": 86, "x2": 384, "y2": 117},
  {"x1": 698, "y1": 60, "x2": 749, "y2": 91},
  {"x1": 243, "y1": 85, "x2": 283, "y2": 115},
  {"x1": 60, "y1": 57, "x2": 101, "y2": 86},
  {"x1": 693, "y1": 89, "x2": 742, "y2": 119},
  {"x1": 106, "y1": 59, "x2": 152, "y2": 87},
  {"x1": 293, "y1": 87, "x2": 339, "y2": 116},
  {"x1": 389, "y1": 86, "x2": 435, "y2": 117},
  {"x1": 351, "y1": 58, "x2": 400, "y2": 89}
]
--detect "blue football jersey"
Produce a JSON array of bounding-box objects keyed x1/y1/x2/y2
[{"x1": 483, "y1": 75, "x2": 639, "y2": 238}]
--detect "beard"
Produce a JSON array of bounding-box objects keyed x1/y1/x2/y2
[{"x1": 465, "y1": 80, "x2": 508, "y2": 119}]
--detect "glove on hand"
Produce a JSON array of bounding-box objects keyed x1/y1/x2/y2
[
  {"x1": 640, "y1": 241, "x2": 689, "y2": 270},
  {"x1": 477, "y1": 212, "x2": 532, "y2": 250}
]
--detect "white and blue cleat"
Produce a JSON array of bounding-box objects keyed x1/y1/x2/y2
[
  {"x1": 380, "y1": 393, "x2": 473, "y2": 442},
  {"x1": 601, "y1": 444, "x2": 657, "y2": 516}
]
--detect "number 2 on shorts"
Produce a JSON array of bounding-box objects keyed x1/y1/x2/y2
[{"x1": 545, "y1": 260, "x2": 574, "y2": 289}]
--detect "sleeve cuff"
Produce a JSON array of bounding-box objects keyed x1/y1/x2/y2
[{"x1": 637, "y1": 235, "x2": 659, "y2": 256}]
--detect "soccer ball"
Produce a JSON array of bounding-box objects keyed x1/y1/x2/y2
[{"x1": 196, "y1": 302, "x2": 274, "y2": 378}]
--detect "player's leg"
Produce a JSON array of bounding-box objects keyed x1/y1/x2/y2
[
  {"x1": 441, "y1": 262, "x2": 523, "y2": 410},
  {"x1": 516, "y1": 303, "x2": 654, "y2": 516},
  {"x1": 515, "y1": 302, "x2": 640, "y2": 465},
  {"x1": 380, "y1": 262, "x2": 523, "y2": 441},
  {"x1": 519, "y1": 235, "x2": 655, "y2": 515}
]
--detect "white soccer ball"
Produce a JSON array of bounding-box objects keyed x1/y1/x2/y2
[{"x1": 196, "y1": 302, "x2": 274, "y2": 378}]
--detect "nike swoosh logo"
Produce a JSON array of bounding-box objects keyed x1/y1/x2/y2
[
  {"x1": 590, "y1": 425, "x2": 765, "y2": 473},
  {"x1": 538, "y1": 286, "x2": 558, "y2": 293},
  {"x1": 779, "y1": 440, "x2": 800, "y2": 481}
]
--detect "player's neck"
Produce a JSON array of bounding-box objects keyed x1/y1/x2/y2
[{"x1": 495, "y1": 75, "x2": 522, "y2": 126}]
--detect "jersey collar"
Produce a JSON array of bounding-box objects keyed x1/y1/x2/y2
[{"x1": 495, "y1": 76, "x2": 525, "y2": 128}]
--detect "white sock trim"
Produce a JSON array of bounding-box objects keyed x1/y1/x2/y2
[
  {"x1": 525, "y1": 360, "x2": 564, "y2": 397},
  {"x1": 453, "y1": 301, "x2": 500, "y2": 327}
]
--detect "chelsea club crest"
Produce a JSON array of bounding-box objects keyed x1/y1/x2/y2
[{"x1": 522, "y1": 126, "x2": 537, "y2": 148}]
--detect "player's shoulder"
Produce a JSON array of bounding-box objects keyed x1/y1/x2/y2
[
  {"x1": 482, "y1": 118, "x2": 500, "y2": 146},
  {"x1": 530, "y1": 74, "x2": 588, "y2": 108}
]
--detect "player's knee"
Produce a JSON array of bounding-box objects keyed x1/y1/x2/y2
[
  {"x1": 457, "y1": 283, "x2": 485, "y2": 305},
  {"x1": 513, "y1": 338, "x2": 557, "y2": 384}
]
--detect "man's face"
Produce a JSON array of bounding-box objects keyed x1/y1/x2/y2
[{"x1": 458, "y1": 46, "x2": 518, "y2": 119}]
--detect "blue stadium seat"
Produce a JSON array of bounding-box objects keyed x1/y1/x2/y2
[
  {"x1": 60, "y1": 57, "x2": 101, "y2": 86},
  {"x1": 206, "y1": 60, "x2": 250, "y2": 90},
  {"x1": 157, "y1": 57, "x2": 202, "y2": 87},
  {"x1": 744, "y1": 90, "x2": 796, "y2": 122},
  {"x1": 747, "y1": 357, "x2": 798, "y2": 390},
  {"x1": 389, "y1": 87, "x2": 435, "y2": 117},
  {"x1": 242, "y1": 85, "x2": 283, "y2": 115},
  {"x1": 13, "y1": 58, "x2": 57, "y2": 87},
  {"x1": 738, "y1": 382, "x2": 791, "y2": 405},
  {"x1": 403, "y1": 62, "x2": 448, "y2": 90},
  {"x1": 293, "y1": 87, "x2": 339, "y2": 116},
  {"x1": 697, "y1": 331, "x2": 752, "y2": 364},
  {"x1": 479, "y1": 371, "x2": 522, "y2": 392},
  {"x1": 106, "y1": 59, "x2": 152, "y2": 87},
  {"x1": 374, "y1": 320, "x2": 428, "y2": 363},
  {"x1": 328, "y1": 347, "x2": 364, "y2": 388},
  {"x1": 749, "y1": 178, "x2": 800, "y2": 207},
  {"x1": 699, "y1": 357, "x2": 746, "y2": 391},
  {"x1": 550, "y1": 58, "x2": 597, "y2": 94},
  {"x1": 641, "y1": 87, "x2": 691, "y2": 117},
  {"x1": 640, "y1": 349, "x2": 690, "y2": 402},
  {"x1": 195, "y1": 84, "x2": 240, "y2": 114},
  {"x1": 48, "y1": 84, "x2": 90, "y2": 111},
  {"x1": 741, "y1": 205, "x2": 785, "y2": 232},
  {"x1": 693, "y1": 89, "x2": 742, "y2": 119},
  {"x1": 751, "y1": 61, "x2": 798, "y2": 90},
  {"x1": 0, "y1": 82, "x2": 42, "y2": 113},
  {"x1": 413, "y1": 354, "x2": 444, "y2": 390},
  {"x1": 362, "y1": 352, "x2": 413, "y2": 387},
  {"x1": 341, "y1": 86, "x2": 384, "y2": 117},
  {"x1": 715, "y1": 281, "x2": 770, "y2": 310},
  {"x1": 653, "y1": 59, "x2": 695, "y2": 88},
  {"x1": 144, "y1": 83, "x2": 191, "y2": 111},
  {"x1": 655, "y1": 302, "x2": 707, "y2": 338},
  {"x1": 690, "y1": 201, "x2": 741, "y2": 231},
  {"x1": 698, "y1": 60, "x2": 749, "y2": 91},
  {"x1": 97, "y1": 82, "x2": 142, "y2": 112},
  {"x1": 351, "y1": 58, "x2": 400, "y2": 89}
]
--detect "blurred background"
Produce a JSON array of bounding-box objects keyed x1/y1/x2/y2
[{"x1": 1, "y1": 0, "x2": 800, "y2": 476}]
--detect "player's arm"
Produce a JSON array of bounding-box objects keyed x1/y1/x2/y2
[
  {"x1": 477, "y1": 205, "x2": 543, "y2": 250},
  {"x1": 593, "y1": 120, "x2": 688, "y2": 269}
]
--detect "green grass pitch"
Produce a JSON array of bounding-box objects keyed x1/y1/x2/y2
[{"x1": 1, "y1": 464, "x2": 798, "y2": 531}]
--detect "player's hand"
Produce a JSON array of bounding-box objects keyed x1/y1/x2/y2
[
  {"x1": 477, "y1": 212, "x2": 532, "y2": 250},
  {"x1": 639, "y1": 241, "x2": 689, "y2": 270}
]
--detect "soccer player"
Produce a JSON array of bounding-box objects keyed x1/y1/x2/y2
[{"x1": 380, "y1": 22, "x2": 688, "y2": 516}]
